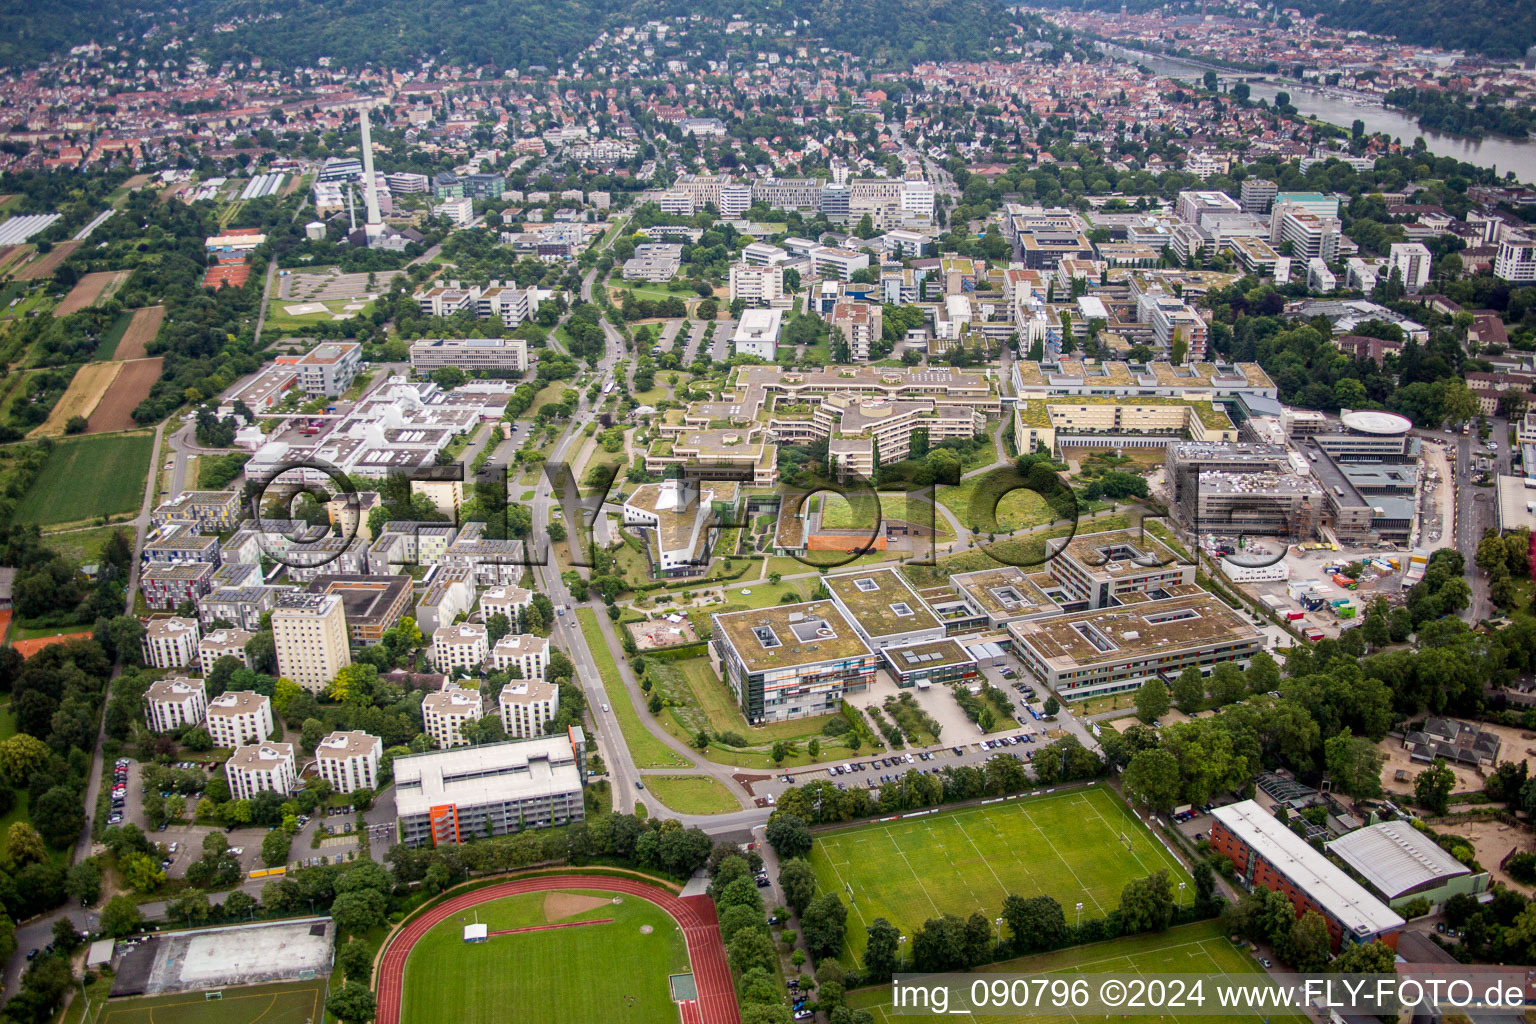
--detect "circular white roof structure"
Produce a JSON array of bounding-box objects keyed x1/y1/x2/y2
[{"x1": 1340, "y1": 409, "x2": 1412, "y2": 436}]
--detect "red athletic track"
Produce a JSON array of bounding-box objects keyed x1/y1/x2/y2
[{"x1": 374, "y1": 874, "x2": 741, "y2": 1024}]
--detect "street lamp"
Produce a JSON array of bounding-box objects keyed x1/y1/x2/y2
[
  {"x1": 1075, "y1": 902, "x2": 1084, "y2": 927},
  {"x1": 1178, "y1": 882, "x2": 1187, "y2": 906},
  {"x1": 898, "y1": 934, "x2": 907, "y2": 969},
  {"x1": 995, "y1": 917, "x2": 1005, "y2": 946}
]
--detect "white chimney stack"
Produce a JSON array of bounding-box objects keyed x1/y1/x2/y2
[{"x1": 359, "y1": 105, "x2": 383, "y2": 241}]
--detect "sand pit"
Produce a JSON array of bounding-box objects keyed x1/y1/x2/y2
[
  {"x1": 544, "y1": 892, "x2": 613, "y2": 922},
  {"x1": 12, "y1": 241, "x2": 78, "y2": 281},
  {"x1": 54, "y1": 270, "x2": 128, "y2": 317},
  {"x1": 30, "y1": 362, "x2": 121, "y2": 437},
  {"x1": 114, "y1": 306, "x2": 164, "y2": 360},
  {"x1": 1433, "y1": 817, "x2": 1534, "y2": 892},
  {"x1": 86, "y1": 357, "x2": 161, "y2": 433}
]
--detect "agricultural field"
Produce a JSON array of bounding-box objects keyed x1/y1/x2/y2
[
  {"x1": 30, "y1": 362, "x2": 119, "y2": 436},
  {"x1": 12, "y1": 431, "x2": 153, "y2": 525},
  {"x1": 809, "y1": 787, "x2": 1188, "y2": 961},
  {"x1": 847, "y1": 920, "x2": 1307, "y2": 1024},
  {"x1": 11, "y1": 241, "x2": 79, "y2": 281},
  {"x1": 53, "y1": 270, "x2": 128, "y2": 317},
  {"x1": 94, "y1": 979, "x2": 327, "y2": 1024},
  {"x1": 86, "y1": 357, "x2": 161, "y2": 433},
  {"x1": 112, "y1": 306, "x2": 165, "y2": 360},
  {"x1": 401, "y1": 889, "x2": 688, "y2": 1024}
]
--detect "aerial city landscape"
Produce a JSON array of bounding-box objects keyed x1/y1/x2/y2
[{"x1": 0, "y1": 0, "x2": 1532, "y2": 1020}]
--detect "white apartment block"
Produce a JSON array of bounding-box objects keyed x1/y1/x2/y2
[
  {"x1": 729, "y1": 263, "x2": 786, "y2": 307},
  {"x1": 422, "y1": 683, "x2": 484, "y2": 748},
  {"x1": 1496, "y1": 237, "x2": 1536, "y2": 282},
  {"x1": 1149, "y1": 299, "x2": 1210, "y2": 360},
  {"x1": 658, "y1": 191, "x2": 696, "y2": 216},
  {"x1": 811, "y1": 246, "x2": 869, "y2": 282},
  {"x1": 480, "y1": 586, "x2": 533, "y2": 623},
  {"x1": 198, "y1": 627, "x2": 253, "y2": 677},
  {"x1": 499, "y1": 679, "x2": 560, "y2": 739},
  {"x1": 225, "y1": 742, "x2": 297, "y2": 801},
  {"x1": 899, "y1": 181, "x2": 935, "y2": 219},
  {"x1": 314, "y1": 730, "x2": 382, "y2": 793},
  {"x1": 205, "y1": 690, "x2": 274, "y2": 749},
  {"x1": 144, "y1": 676, "x2": 207, "y2": 733},
  {"x1": 1389, "y1": 243, "x2": 1432, "y2": 294},
  {"x1": 434, "y1": 197, "x2": 474, "y2": 225},
  {"x1": 489, "y1": 633, "x2": 549, "y2": 679},
  {"x1": 433, "y1": 622, "x2": 489, "y2": 674},
  {"x1": 831, "y1": 301, "x2": 882, "y2": 361},
  {"x1": 1273, "y1": 204, "x2": 1341, "y2": 262},
  {"x1": 272, "y1": 592, "x2": 351, "y2": 694},
  {"x1": 141, "y1": 617, "x2": 200, "y2": 670},
  {"x1": 719, "y1": 183, "x2": 753, "y2": 218}
]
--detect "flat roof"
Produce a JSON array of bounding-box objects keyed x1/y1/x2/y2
[
  {"x1": 824, "y1": 567, "x2": 941, "y2": 638},
  {"x1": 881, "y1": 638, "x2": 975, "y2": 673},
  {"x1": 1058, "y1": 528, "x2": 1183, "y2": 581},
  {"x1": 1326, "y1": 821, "x2": 1471, "y2": 899},
  {"x1": 1007, "y1": 592, "x2": 1262, "y2": 670},
  {"x1": 714, "y1": 600, "x2": 872, "y2": 672},
  {"x1": 1340, "y1": 409, "x2": 1413, "y2": 435},
  {"x1": 394, "y1": 736, "x2": 581, "y2": 816},
  {"x1": 951, "y1": 565, "x2": 1059, "y2": 619},
  {"x1": 1214, "y1": 800, "x2": 1405, "y2": 937}
]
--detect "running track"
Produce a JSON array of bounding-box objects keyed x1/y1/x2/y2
[{"x1": 374, "y1": 874, "x2": 741, "y2": 1024}]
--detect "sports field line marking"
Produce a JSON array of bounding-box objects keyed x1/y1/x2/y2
[
  {"x1": 952, "y1": 815, "x2": 1012, "y2": 900},
  {"x1": 919, "y1": 822, "x2": 986, "y2": 910},
  {"x1": 818, "y1": 850, "x2": 874, "y2": 935},
  {"x1": 883, "y1": 824, "x2": 943, "y2": 919},
  {"x1": 1079, "y1": 792, "x2": 1158, "y2": 878}
]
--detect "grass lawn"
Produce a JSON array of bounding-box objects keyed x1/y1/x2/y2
[
  {"x1": 93, "y1": 310, "x2": 134, "y2": 360},
  {"x1": 522, "y1": 379, "x2": 575, "y2": 421},
  {"x1": 640, "y1": 775, "x2": 741, "y2": 814},
  {"x1": 0, "y1": 699, "x2": 13, "y2": 741},
  {"x1": 401, "y1": 889, "x2": 688, "y2": 1024},
  {"x1": 576, "y1": 608, "x2": 689, "y2": 768},
  {"x1": 646, "y1": 654, "x2": 863, "y2": 767},
  {"x1": 811, "y1": 787, "x2": 1187, "y2": 961},
  {"x1": 12, "y1": 431, "x2": 153, "y2": 526},
  {"x1": 96, "y1": 979, "x2": 328, "y2": 1024},
  {"x1": 821, "y1": 494, "x2": 952, "y2": 540},
  {"x1": 847, "y1": 919, "x2": 1305, "y2": 1024},
  {"x1": 40, "y1": 524, "x2": 132, "y2": 564},
  {"x1": 937, "y1": 476, "x2": 1066, "y2": 534}
]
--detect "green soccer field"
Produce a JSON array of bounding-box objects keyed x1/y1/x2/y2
[
  {"x1": 809, "y1": 787, "x2": 1189, "y2": 961},
  {"x1": 97, "y1": 979, "x2": 326, "y2": 1024},
  {"x1": 401, "y1": 889, "x2": 690, "y2": 1024},
  {"x1": 847, "y1": 920, "x2": 1310, "y2": 1024},
  {"x1": 12, "y1": 431, "x2": 153, "y2": 526}
]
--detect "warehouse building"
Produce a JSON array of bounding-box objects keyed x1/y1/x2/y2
[
  {"x1": 1210, "y1": 800, "x2": 1405, "y2": 950},
  {"x1": 1326, "y1": 821, "x2": 1489, "y2": 913},
  {"x1": 395, "y1": 732, "x2": 585, "y2": 847}
]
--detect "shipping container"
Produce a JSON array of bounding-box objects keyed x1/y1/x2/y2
[{"x1": 1286, "y1": 610, "x2": 1306, "y2": 621}]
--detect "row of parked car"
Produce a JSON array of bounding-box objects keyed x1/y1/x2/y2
[{"x1": 108, "y1": 759, "x2": 130, "y2": 824}]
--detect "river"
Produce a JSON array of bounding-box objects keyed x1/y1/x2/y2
[{"x1": 1101, "y1": 44, "x2": 1536, "y2": 182}]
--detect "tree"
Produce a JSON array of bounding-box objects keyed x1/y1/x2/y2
[
  {"x1": 0, "y1": 734, "x2": 50, "y2": 780},
  {"x1": 1414, "y1": 757, "x2": 1456, "y2": 816},
  {"x1": 1118, "y1": 870, "x2": 1176, "y2": 934},
  {"x1": 66, "y1": 860, "x2": 101, "y2": 905},
  {"x1": 101, "y1": 895, "x2": 142, "y2": 937},
  {"x1": 1324, "y1": 728, "x2": 1386, "y2": 801},
  {"x1": 863, "y1": 917, "x2": 901, "y2": 981},
  {"x1": 122, "y1": 852, "x2": 166, "y2": 893},
  {"x1": 1122, "y1": 748, "x2": 1181, "y2": 812},
  {"x1": 336, "y1": 940, "x2": 374, "y2": 984},
  {"x1": 1001, "y1": 893, "x2": 1066, "y2": 954},
  {"x1": 1172, "y1": 666, "x2": 1205, "y2": 713},
  {"x1": 326, "y1": 982, "x2": 378, "y2": 1024},
  {"x1": 261, "y1": 828, "x2": 292, "y2": 868},
  {"x1": 779, "y1": 857, "x2": 817, "y2": 915},
  {"x1": 33, "y1": 786, "x2": 85, "y2": 848},
  {"x1": 6, "y1": 822, "x2": 45, "y2": 864},
  {"x1": 801, "y1": 892, "x2": 848, "y2": 960},
  {"x1": 765, "y1": 813, "x2": 812, "y2": 859},
  {"x1": 1289, "y1": 911, "x2": 1332, "y2": 971},
  {"x1": 330, "y1": 889, "x2": 388, "y2": 932},
  {"x1": 1134, "y1": 679, "x2": 1170, "y2": 724},
  {"x1": 1043, "y1": 696, "x2": 1060, "y2": 716}
]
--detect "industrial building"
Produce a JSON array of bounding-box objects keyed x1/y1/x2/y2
[{"x1": 1326, "y1": 821, "x2": 1488, "y2": 913}]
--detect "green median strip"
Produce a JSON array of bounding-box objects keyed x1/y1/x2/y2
[{"x1": 576, "y1": 608, "x2": 689, "y2": 768}]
